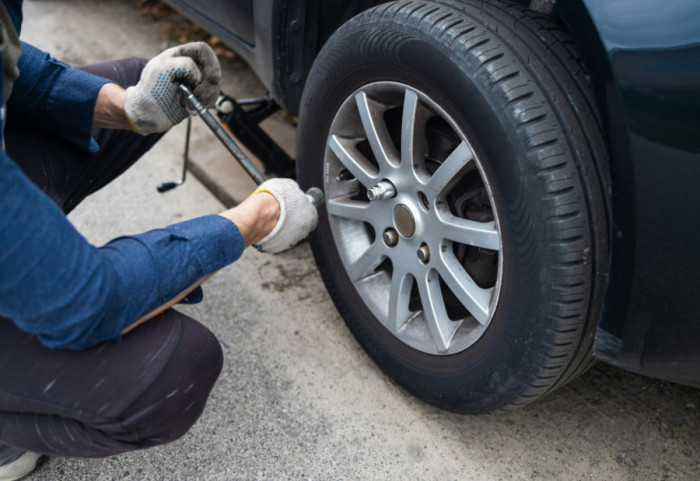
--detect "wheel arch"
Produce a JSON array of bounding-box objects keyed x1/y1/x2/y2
[
  {"x1": 274, "y1": 1, "x2": 598, "y2": 116},
  {"x1": 275, "y1": 0, "x2": 537, "y2": 113},
  {"x1": 273, "y1": 0, "x2": 389, "y2": 115}
]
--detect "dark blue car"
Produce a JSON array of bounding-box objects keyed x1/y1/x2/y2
[{"x1": 163, "y1": 0, "x2": 700, "y2": 413}]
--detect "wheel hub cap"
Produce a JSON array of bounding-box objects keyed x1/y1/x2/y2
[{"x1": 393, "y1": 204, "x2": 416, "y2": 239}]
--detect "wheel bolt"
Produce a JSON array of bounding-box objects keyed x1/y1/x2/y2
[
  {"x1": 417, "y1": 244, "x2": 430, "y2": 264},
  {"x1": 382, "y1": 228, "x2": 399, "y2": 247},
  {"x1": 367, "y1": 181, "x2": 396, "y2": 201}
]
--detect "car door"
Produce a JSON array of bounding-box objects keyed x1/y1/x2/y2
[{"x1": 168, "y1": 0, "x2": 255, "y2": 46}]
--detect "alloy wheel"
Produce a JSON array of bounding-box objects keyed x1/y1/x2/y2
[{"x1": 323, "y1": 82, "x2": 503, "y2": 355}]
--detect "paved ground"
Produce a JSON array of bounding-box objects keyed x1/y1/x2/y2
[{"x1": 16, "y1": 1, "x2": 700, "y2": 480}]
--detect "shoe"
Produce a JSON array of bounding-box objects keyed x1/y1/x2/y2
[{"x1": 0, "y1": 450, "x2": 41, "y2": 481}]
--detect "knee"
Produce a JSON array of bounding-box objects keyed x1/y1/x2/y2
[
  {"x1": 125, "y1": 57, "x2": 149, "y2": 85},
  {"x1": 115, "y1": 57, "x2": 149, "y2": 88},
  {"x1": 0, "y1": 315, "x2": 224, "y2": 458},
  {"x1": 107, "y1": 314, "x2": 224, "y2": 451},
  {"x1": 79, "y1": 57, "x2": 150, "y2": 88},
  {"x1": 176, "y1": 315, "x2": 225, "y2": 394}
]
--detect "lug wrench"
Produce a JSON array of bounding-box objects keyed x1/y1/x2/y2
[{"x1": 178, "y1": 84, "x2": 324, "y2": 208}]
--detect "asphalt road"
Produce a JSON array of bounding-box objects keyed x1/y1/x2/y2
[{"x1": 17, "y1": 1, "x2": 699, "y2": 479}]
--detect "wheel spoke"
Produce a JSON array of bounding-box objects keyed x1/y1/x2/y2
[
  {"x1": 439, "y1": 215, "x2": 500, "y2": 251},
  {"x1": 347, "y1": 241, "x2": 385, "y2": 281},
  {"x1": 400, "y1": 89, "x2": 419, "y2": 169},
  {"x1": 387, "y1": 269, "x2": 414, "y2": 334},
  {"x1": 328, "y1": 134, "x2": 378, "y2": 189},
  {"x1": 355, "y1": 91, "x2": 398, "y2": 169},
  {"x1": 417, "y1": 269, "x2": 462, "y2": 352},
  {"x1": 437, "y1": 247, "x2": 493, "y2": 325},
  {"x1": 327, "y1": 198, "x2": 375, "y2": 223},
  {"x1": 426, "y1": 141, "x2": 474, "y2": 195}
]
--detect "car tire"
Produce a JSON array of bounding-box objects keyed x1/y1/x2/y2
[{"x1": 296, "y1": 0, "x2": 609, "y2": 413}]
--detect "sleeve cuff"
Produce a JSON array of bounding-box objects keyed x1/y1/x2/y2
[
  {"x1": 47, "y1": 66, "x2": 111, "y2": 151},
  {"x1": 164, "y1": 214, "x2": 245, "y2": 275}
]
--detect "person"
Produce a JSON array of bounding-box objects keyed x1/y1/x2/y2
[{"x1": 0, "y1": 1, "x2": 318, "y2": 479}]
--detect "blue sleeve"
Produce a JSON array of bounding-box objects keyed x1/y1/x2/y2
[
  {"x1": 6, "y1": 42, "x2": 110, "y2": 152},
  {"x1": 0, "y1": 152, "x2": 245, "y2": 350}
]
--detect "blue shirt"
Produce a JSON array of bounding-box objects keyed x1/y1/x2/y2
[{"x1": 0, "y1": 0, "x2": 245, "y2": 350}]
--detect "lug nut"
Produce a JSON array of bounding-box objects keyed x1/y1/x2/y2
[
  {"x1": 417, "y1": 244, "x2": 430, "y2": 264},
  {"x1": 367, "y1": 181, "x2": 396, "y2": 201},
  {"x1": 382, "y1": 229, "x2": 399, "y2": 247}
]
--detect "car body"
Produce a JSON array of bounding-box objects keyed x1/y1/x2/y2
[{"x1": 163, "y1": 0, "x2": 700, "y2": 410}]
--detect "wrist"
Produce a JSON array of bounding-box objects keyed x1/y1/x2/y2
[
  {"x1": 218, "y1": 192, "x2": 280, "y2": 247},
  {"x1": 93, "y1": 83, "x2": 130, "y2": 130}
]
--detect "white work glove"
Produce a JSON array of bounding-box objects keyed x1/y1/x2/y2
[
  {"x1": 124, "y1": 42, "x2": 221, "y2": 135},
  {"x1": 252, "y1": 179, "x2": 318, "y2": 254}
]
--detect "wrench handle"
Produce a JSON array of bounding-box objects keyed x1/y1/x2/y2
[
  {"x1": 179, "y1": 85, "x2": 324, "y2": 208},
  {"x1": 180, "y1": 84, "x2": 266, "y2": 185}
]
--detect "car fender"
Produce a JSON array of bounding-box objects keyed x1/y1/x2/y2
[{"x1": 558, "y1": 0, "x2": 700, "y2": 386}]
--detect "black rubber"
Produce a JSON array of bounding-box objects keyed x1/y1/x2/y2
[{"x1": 297, "y1": 0, "x2": 609, "y2": 413}]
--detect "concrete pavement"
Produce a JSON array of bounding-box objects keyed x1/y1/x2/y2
[{"x1": 16, "y1": 1, "x2": 699, "y2": 480}]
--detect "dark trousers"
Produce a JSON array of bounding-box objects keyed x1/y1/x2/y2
[{"x1": 0, "y1": 58, "x2": 223, "y2": 458}]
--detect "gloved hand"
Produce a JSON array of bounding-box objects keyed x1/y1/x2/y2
[
  {"x1": 124, "y1": 42, "x2": 221, "y2": 135},
  {"x1": 252, "y1": 179, "x2": 318, "y2": 253}
]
